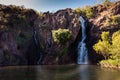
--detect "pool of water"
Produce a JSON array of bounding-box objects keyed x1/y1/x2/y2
[{"x1": 0, "y1": 65, "x2": 120, "y2": 80}]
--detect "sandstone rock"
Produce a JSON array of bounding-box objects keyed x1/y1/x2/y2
[
  {"x1": 0, "y1": 32, "x2": 27, "y2": 66},
  {"x1": 35, "y1": 8, "x2": 80, "y2": 64}
]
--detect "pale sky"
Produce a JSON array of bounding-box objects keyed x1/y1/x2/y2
[{"x1": 0, "y1": 0, "x2": 116, "y2": 12}]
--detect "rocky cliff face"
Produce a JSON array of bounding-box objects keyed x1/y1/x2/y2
[
  {"x1": 87, "y1": 1, "x2": 120, "y2": 63},
  {"x1": 0, "y1": 5, "x2": 80, "y2": 65},
  {"x1": 35, "y1": 8, "x2": 80, "y2": 64},
  {"x1": 0, "y1": 5, "x2": 39, "y2": 65},
  {"x1": 0, "y1": 1, "x2": 120, "y2": 66}
]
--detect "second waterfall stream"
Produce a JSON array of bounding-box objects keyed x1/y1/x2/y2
[{"x1": 77, "y1": 16, "x2": 88, "y2": 64}]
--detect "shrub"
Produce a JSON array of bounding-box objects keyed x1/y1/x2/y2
[
  {"x1": 103, "y1": 0, "x2": 111, "y2": 7},
  {"x1": 52, "y1": 28, "x2": 72, "y2": 44},
  {"x1": 112, "y1": 15, "x2": 120, "y2": 25},
  {"x1": 75, "y1": 6, "x2": 94, "y2": 18},
  {"x1": 110, "y1": 32, "x2": 120, "y2": 58},
  {"x1": 112, "y1": 30, "x2": 120, "y2": 40},
  {"x1": 85, "y1": 6, "x2": 94, "y2": 18},
  {"x1": 93, "y1": 30, "x2": 120, "y2": 66},
  {"x1": 101, "y1": 31, "x2": 109, "y2": 41},
  {"x1": 103, "y1": 15, "x2": 120, "y2": 27},
  {"x1": 103, "y1": 19, "x2": 111, "y2": 27},
  {"x1": 93, "y1": 40, "x2": 111, "y2": 58},
  {"x1": 75, "y1": 7, "x2": 86, "y2": 15}
]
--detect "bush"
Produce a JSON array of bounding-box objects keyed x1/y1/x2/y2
[
  {"x1": 101, "y1": 31, "x2": 109, "y2": 41},
  {"x1": 93, "y1": 30, "x2": 120, "y2": 66},
  {"x1": 103, "y1": 19, "x2": 111, "y2": 27},
  {"x1": 75, "y1": 7, "x2": 86, "y2": 15},
  {"x1": 112, "y1": 15, "x2": 120, "y2": 25},
  {"x1": 112, "y1": 30, "x2": 120, "y2": 40},
  {"x1": 75, "y1": 6, "x2": 94, "y2": 18},
  {"x1": 52, "y1": 28, "x2": 72, "y2": 44},
  {"x1": 110, "y1": 31, "x2": 120, "y2": 58},
  {"x1": 100, "y1": 59, "x2": 120, "y2": 66},
  {"x1": 103, "y1": 15, "x2": 120, "y2": 27},
  {"x1": 93, "y1": 32, "x2": 110, "y2": 56},
  {"x1": 93, "y1": 40, "x2": 111, "y2": 58},
  {"x1": 103, "y1": 0, "x2": 111, "y2": 7},
  {"x1": 85, "y1": 6, "x2": 94, "y2": 18}
]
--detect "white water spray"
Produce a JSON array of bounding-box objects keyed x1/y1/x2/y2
[{"x1": 77, "y1": 16, "x2": 88, "y2": 64}]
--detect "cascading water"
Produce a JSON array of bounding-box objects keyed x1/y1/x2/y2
[
  {"x1": 77, "y1": 16, "x2": 88, "y2": 64},
  {"x1": 33, "y1": 30, "x2": 42, "y2": 64}
]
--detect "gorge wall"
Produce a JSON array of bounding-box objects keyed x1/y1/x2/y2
[
  {"x1": 35, "y1": 9, "x2": 81, "y2": 64},
  {"x1": 0, "y1": 5, "x2": 81, "y2": 65},
  {"x1": 0, "y1": 1, "x2": 120, "y2": 65},
  {"x1": 87, "y1": 1, "x2": 120, "y2": 63}
]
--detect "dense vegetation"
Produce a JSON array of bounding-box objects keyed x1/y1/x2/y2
[
  {"x1": 75, "y1": 6, "x2": 94, "y2": 18},
  {"x1": 52, "y1": 28, "x2": 72, "y2": 57},
  {"x1": 93, "y1": 30, "x2": 120, "y2": 67},
  {"x1": 52, "y1": 28, "x2": 72, "y2": 44},
  {"x1": 103, "y1": 14, "x2": 120, "y2": 27},
  {"x1": 0, "y1": 0, "x2": 120, "y2": 66},
  {"x1": 0, "y1": 4, "x2": 39, "y2": 46}
]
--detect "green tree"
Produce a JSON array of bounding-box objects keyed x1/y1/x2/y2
[
  {"x1": 75, "y1": 6, "x2": 94, "y2": 18},
  {"x1": 93, "y1": 40, "x2": 111, "y2": 59},
  {"x1": 93, "y1": 31, "x2": 111, "y2": 59},
  {"x1": 52, "y1": 28, "x2": 72, "y2": 44},
  {"x1": 93, "y1": 30, "x2": 120, "y2": 66},
  {"x1": 101, "y1": 31, "x2": 109, "y2": 41},
  {"x1": 93, "y1": 32, "x2": 111, "y2": 59},
  {"x1": 103, "y1": 0, "x2": 111, "y2": 7},
  {"x1": 112, "y1": 15, "x2": 120, "y2": 25},
  {"x1": 110, "y1": 30, "x2": 120, "y2": 59},
  {"x1": 85, "y1": 6, "x2": 94, "y2": 18}
]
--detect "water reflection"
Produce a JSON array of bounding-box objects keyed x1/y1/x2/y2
[
  {"x1": 0, "y1": 66, "x2": 37, "y2": 80},
  {"x1": 78, "y1": 65, "x2": 90, "y2": 80},
  {"x1": 0, "y1": 65, "x2": 120, "y2": 80},
  {"x1": 36, "y1": 65, "x2": 79, "y2": 80}
]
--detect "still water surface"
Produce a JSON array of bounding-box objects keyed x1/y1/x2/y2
[{"x1": 0, "y1": 65, "x2": 120, "y2": 80}]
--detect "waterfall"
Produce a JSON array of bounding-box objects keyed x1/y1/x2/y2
[
  {"x1": 77, "y1": 16, "x2": 88, "y2": 64},
  {"x1": 33, "y1": 30, "x2": 42, "y2": 64}
]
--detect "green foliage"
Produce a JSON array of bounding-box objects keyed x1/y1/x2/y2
[
  {"x1": 85, "y1": 6, "x2": 94, "y2": 18},
  {"x1": 93, "y1": 31, "x2": 110, "y2": 56},
  {"x1": 75, "y1": 6, "x2": 94, "y2": 18},
  {"x1": 112, "y1": 15, "x2": 120, "y2": 25},
  {"x1": 103, "y1": 0, "x2": 111, "y2": 7},
  {"x1": 93, "y1": 30, "x2": 120, "y2": 67},
  {"x1": 103, "y1": 15, "x2": 120, "y2": 27},
  {"x1": 103, "y1": 19, "x2": 111, "y2": 26},
  {"x1": 112, "y1": 30, "x2": 120, "y2": 40},
  {"x1": 101, "y1": 31, "x2": 109, "y2": 41},
  {"x1": 52, "y1": 28, "x2": 72, "y2": 44},
  {"x1": 110, "y1": 31, "x2": 120, "y2": 59},
  {"x1": 93, "y1": 40, "x2": 111, "y2": 59},
  {"x1": 100, "y1": 59, "x2": 120, "y2": 66},
  {"x1": 75, "y1": 7, "x2": 86, "y2": 15}
]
